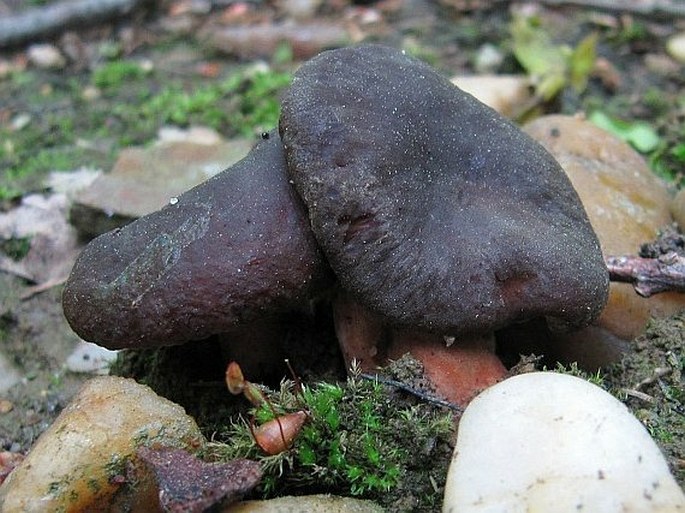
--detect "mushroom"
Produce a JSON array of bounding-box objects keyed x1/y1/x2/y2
[
  {"x1": 62, "y1": 131, "x2": 332, "y2": 349},
  {"x1": 63, "y1": 45, "x2": 609, "y2": 405},
  {"x1": 278, "y1": 45, "x2": 609, "y2": 403}
]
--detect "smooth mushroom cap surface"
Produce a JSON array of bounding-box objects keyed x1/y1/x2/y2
[
  {"x1": 279, "y1": 44, "x2": 609, "y2": 336},
  {"x1": 62, "y1": 132, "x2": 331, "y2": 349}
]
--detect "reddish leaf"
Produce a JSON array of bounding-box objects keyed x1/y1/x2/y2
[{"x1": 137, "y1": 447, "x2": 261, "y2": 513}]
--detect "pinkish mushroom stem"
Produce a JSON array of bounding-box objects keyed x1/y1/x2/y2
[{"x1": 332, "y1": 291, "x2": 507, "y2": 407}]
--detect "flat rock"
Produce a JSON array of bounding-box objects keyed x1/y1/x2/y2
[
  {"x1": 204, "y1": 21, "x2": 349, "y2": 60},
  {"x1": 524, "y1": 114, "x2": 685, "y2": 367},
  {"x1": 0, "y1": 376, "x2": 204, "y2": 513},
  {"x1": 0, "y1": 193, "x2": 80, "y2": 284},
  {"x1": 450, "y1": 74, "x2": 533, "y2": 118},
  {"x1": 226, "y1": 494, "x2": 385, "y2": 512},
  {"x1": 70, "y1": 134, "x2": 253, "y2": 239},
  {"x1": 670, "y1": 188, "x2": 685, "y2": 230},
  {"x1": 443, "y1": 372, "x2": 685, "y2": 513}
]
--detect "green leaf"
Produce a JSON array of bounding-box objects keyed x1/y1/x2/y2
[
  {"x1": 569, "y1": 32, "x2": 598, "y2": 93},
  {"x1": 589, "y1": 111, "x2": 662, "y2": 153},
  {"x1": 510, "y1": 14, "x2": 566, "y2": 100},
  {"x1": 672, "y1": 143, "x2": 685, "y2": 162}
]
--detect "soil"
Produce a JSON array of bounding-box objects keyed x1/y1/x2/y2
[{"x1": 0, "y1": 0, "x2": 684, "y2": 508}]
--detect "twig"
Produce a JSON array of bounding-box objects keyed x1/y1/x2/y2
[
  {"x1": 536, "y1": 0, "x2": 685, "y2": 18},
  {"x1": 606, "y1": 252, "x2": 685, "y2": 297},
  {"x1": 20, "y1": 276, "x2": 68, "y2": 300},
  {"x1": 634, "y1": 366, "x2": 672, "y2": 390},
  {"x1": 359, "y1": 372, "x2": 463, "y2": 413},
  {"x1": 622, "y1": 388, "x2": 655, "y2": 403},
  {"x1": 0, "y1": 0, "x2": 146, "y2": 48}
]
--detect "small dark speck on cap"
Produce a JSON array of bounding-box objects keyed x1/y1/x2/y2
[{"x1": 550, "y1": 127, "x2": 561, "y2": 137}]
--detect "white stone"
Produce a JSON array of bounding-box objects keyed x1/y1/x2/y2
[
  {"x1": 229, "y1": 494, "x2": 383, "y2": 512},
  {"x1": 27, "y1": 44, "x2": 66, "y2": 69},
  {"x1": 443, "y1": 372, "x2": 685, "y2": 513},
  {"x1": 45, "y1": 168, "x2": 101, "y2": 198},
  {"x1": 450, "y1": 75, "x2": 532, "y2": 118},
  {"x1": 474, "y1": 43, "x2": 504, "y2": 73},
  {"x1": 65, "y1": 340, "x2": 118, "y2": 374},
  {"x1": 666, "y1": 32, "x2": 685, "y2": 63}
]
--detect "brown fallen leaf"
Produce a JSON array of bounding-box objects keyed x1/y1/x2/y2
[{"x1": 137, "y1": 447, "x2": 262, "y2": 513}]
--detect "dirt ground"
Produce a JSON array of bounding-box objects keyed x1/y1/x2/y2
[{"x1": 0, "y1": 0, "x2": 683, "y2": 506}]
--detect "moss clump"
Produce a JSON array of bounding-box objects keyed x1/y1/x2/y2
[
  {"x1": 603, "y1": 312, "x2": 685, "y2": 485},
  {"x1": 139, "y1": 69, "x2": 291, "y2": 135},
  {"x1": 92, "y1": 60, "x2": 149, "y2": 90},
  {"x1": 207, "y1": 364, "x2": 455, "y2": 511},
  {"x1": 0, "y1": 236, "x2": 31, "y2": 261}
]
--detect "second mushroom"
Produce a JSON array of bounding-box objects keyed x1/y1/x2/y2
[{"x1": 63, "y1": 45, "x2": 609, "y2": 406}]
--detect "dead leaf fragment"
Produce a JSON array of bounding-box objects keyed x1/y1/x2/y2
[
  {"x1": 137, "y1": 447, "x2": 262, "y2": 513},
  {"x1": 0, "y1": 452, "x2": 24, "y2": 486}
]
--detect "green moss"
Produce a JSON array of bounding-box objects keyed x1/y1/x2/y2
[
  {"x1": 92, "y1": 60, "x2": 149, "y2": 90},
  {"x1": 551, "y1": 361, "x2": 605, "y2": 387},
  {"x1": 208, "y1": 364, "x2": 455, "y2": 509},
  {"x1": 603, "y1": 313, "x2": 685, "y2": 485},
  {"x1": 0, "y1": 236, "x2": 31, "y2": 261},
  {"x1": 0, "y1": 56, "x2": 292, "y2": 201},
  {"x1": 111, "y1": 67, "x2": 291, "y2": 137}
]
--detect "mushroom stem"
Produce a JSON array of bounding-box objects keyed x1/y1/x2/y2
[
  {"x1": 332, "y1": 291, "x2": 507, "y2": 407},
  {"x1": 387, "y1": 330, "x2": 507, "y2": 407},
  {"x1": 332, "y1": 290, "x2": 385, "y2": 369}
]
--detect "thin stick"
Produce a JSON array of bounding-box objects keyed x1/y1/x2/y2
[
  {"x1": 537, "y1": 0, "x2": 685, "y2": 17},
  {"x1": 359, "y1": 373, "x2": 463, "y2": 413},
  {"x1": 20, "y1": 276, "x2": 68, "y2": 300},
  {"x1": 0, "y1": 0, "x2": 145, "y2": 48}
]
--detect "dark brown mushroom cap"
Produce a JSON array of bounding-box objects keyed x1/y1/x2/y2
[
  {"x1": 279, "y1": 45, "x2": 609, "y2": 335},
  {"x1": 62, "y1": 132, "x2": 331, "y2": 349}
]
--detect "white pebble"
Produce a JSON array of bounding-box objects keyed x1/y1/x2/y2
[
  {"x1": 666, "y1": 32, "x2": 685, "y2": 63},
  {"x1": 66, "y1": 340, "x2": 118, "y2": 374},
  {"x1": 27, "y1": 44, "x2": 66, "y2": 69},
  {"x1": 443, "y1": 372, "x2": 685, "y2": 512}
]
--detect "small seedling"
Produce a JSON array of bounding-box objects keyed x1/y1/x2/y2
[
  {"x1": 212, "y1": 360, "x2": 455, "y2": 507},
  {"x1": 226, "y1": 361, "x2": 308, "y2": 456}
]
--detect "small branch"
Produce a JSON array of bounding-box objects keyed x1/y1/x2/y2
[
  {"x1": 634, "y1": 367, "x2": 671, "y2": 390},
  {"x1": 20, "y1": 276, "x2": 68, "y2": 300},
  {"x1": 0, "y1": 0, "x2": 146, "y2": 48},
  {"x1": 359, "y1": 372, "x2": 463, "y2": 413},
  {"x1": 537, "y1": 0, "x2": 685, "y2": 17},
  {"x1": 622, "y1": 388, "x2": 655, "y2": 403},
  {"x1": 606, "y1": 252, "x2": 685, "y2": 297}
]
